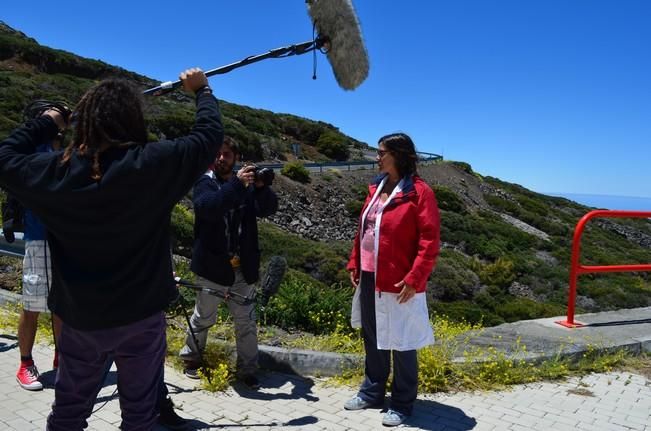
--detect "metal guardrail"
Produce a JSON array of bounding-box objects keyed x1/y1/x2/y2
[
  {"x1": 0, "y1": 231, "x2": 25, "y2": 258},
  {"x1": 556, "y1": 210, "x2": 651, "y2": 328},
  {"x1": 248, "y1": 151, "x2": 443, "y2": 172}
]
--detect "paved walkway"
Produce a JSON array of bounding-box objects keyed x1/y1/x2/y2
[{"x1": 0, "y1": 335, "x2": 649, "y2": 430}]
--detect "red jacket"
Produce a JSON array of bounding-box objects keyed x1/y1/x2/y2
[{"x1": 347, "y1": 174, "x2": 440, "y2": 294}]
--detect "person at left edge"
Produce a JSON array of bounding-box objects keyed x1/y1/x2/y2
[
  {"x1": 0, "y1": 68, "x2": 222, "y2": 430},
  {"x1": 10, "y1": 137, "x2": 63, "y2": 391}
]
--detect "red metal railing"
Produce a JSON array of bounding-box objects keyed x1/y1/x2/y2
[{"x1": 556, "y1": 210, "x2": 651, "y2": 328}]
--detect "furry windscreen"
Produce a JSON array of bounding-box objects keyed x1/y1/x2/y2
[{"x1": 307, "y1": 0, "x2": 370, "y2": 90}]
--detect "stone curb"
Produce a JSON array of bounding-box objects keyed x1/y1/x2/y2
[
  {"x1": 0, "y1": 287, "x2": 362, "y2": 377},
  {"x1": 259, "y1": 344, "x2": 362, "y2": 377},
  {"x1": 0, "y1": 288, "x2": 21, "y2": 306},
  {"x1": 2, "y1": 287, "x2": 648, "y2": 378}
]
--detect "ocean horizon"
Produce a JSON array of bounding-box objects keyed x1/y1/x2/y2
[{"x1": 546, "y1": 193, "x2": 651, "y2": 212}]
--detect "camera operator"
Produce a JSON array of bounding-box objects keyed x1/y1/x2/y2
[
  {"x1": 0, "y1": 68, "x2": 223, "y2": 430},
  {"x1": 6, "y1": 134, "x2": 64, "y2": 391},
  {"x1": 179, "y1": 136, "x2": 278, "y2": 389}
]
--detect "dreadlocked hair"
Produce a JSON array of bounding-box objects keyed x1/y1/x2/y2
[{"x1": 61, "y1": 79, "x2": 147, "y2": 181}]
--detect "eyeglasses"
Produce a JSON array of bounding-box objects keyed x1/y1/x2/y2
[{"x1": 376, "y1": 150, "x2": 391, "y2": 157}]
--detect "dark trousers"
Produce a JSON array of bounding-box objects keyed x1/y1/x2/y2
[
  {"x1": 104, "y1": 354, "x2": 169, "y2": 409},
  {"x1": 358, "y1": 272, "x2": 418, "y2": 416},
  {"x1": 46, "y1": 312, "x2": 167, "y2": 431}
]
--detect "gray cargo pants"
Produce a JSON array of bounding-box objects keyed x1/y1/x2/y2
[{"x1": 179, "y1": 270, "x2": 258, "y2": 377}]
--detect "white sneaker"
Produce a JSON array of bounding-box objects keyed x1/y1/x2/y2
[
  {"x1": 382, "y1": 409, "x2": 407, "y2": 427},
  {"x1": 344, "y1": 396, "x2": 373, "y2": 410}
]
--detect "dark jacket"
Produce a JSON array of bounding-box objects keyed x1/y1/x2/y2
[
  {"x1": 1, "y1": 194, "x2": 24, "y2": 243},
  {"x1": 0, "y1": 92, "x2": 223, "y2": 330},
  {"x1": 190, "y1": 172, "x2": 278, "y2": 286}
]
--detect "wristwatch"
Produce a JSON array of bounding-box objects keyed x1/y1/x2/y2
[{"x1": 195, "y1": 85, "x2": 213, "y2": 96}]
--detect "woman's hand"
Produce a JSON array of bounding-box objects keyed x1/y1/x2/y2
[
  {"x1": 395, "y1": 280, "x2": 415, "y2": 303},
  {"x1": 349, "y1": 270, "x2": 359, "y2": 288}
]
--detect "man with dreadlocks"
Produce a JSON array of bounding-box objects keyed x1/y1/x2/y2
[{"x1": 0, "y1": 68, "x2": 222, "y2": 430}]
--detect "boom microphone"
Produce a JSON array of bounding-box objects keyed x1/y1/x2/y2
[
  {"x1": 144, "y1": 0, "x2": 368, "y2": 95},
  {"x1": 307, "y1": 0, "x2": 369, "y2": 90},
  {"x1": 259, "y1": 256, "x2": 287, "y2": 307}
]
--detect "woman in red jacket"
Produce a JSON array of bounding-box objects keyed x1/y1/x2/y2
[{"x1": 344, "y1": 133, "x2": 440, "y2": 427}]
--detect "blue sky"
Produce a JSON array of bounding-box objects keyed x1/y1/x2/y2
[{"x1": 2, "y1": 1, "x2": 650, "y2": 198}]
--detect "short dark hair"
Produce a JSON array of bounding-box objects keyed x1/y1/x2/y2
[
  {"x1": 221, "y1": 136, "x2": 240, "y2": 157},
  {"x1": 378, "y1": 132, "x2": 418, "y2": 177}
]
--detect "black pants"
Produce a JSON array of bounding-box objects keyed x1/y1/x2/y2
[
  {"x1": 46, "y1": 312, "x2": 166, "y2": 431},
  {"x1": 357, "y1": 271, "x2": 418, "y2": 416}
]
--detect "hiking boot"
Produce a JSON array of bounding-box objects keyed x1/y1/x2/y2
[
  {"x1": 382, "y1": 409, "x2": 407, "y2": 427},
  {"x1": 16, "y1": 363, "x2": 43, "y2": 391},
  {"x1": 157, "y1": 397, "x2": 188, "y2": 430},
  {"x1": 240, "y1": 374, "x2": 260, "y2": 390},
  {"x1": 183, "y1": 359, "x2": 201, "y2": 380},
  {"x1": 344, "y1": 396, "x2": 374, "y2": 410},
  {"x1": 183, "y1": 367, "x2": 200, "y2": 380}
]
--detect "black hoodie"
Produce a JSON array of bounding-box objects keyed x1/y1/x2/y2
[{"x1": 0, "y1": 92, "x2": 223, "y2": 330}]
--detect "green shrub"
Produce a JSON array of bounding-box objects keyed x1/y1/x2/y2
[
  {"x1": 517, "y1": 195, "x2": 549, "y2": 217},
  {"x1": 327, "y1": 168, "x2": 343, "y2": 178},
  {"x1": 345, "y1": 200, "x2": 364, "y2": 218},
  {"x1": 148, "y1": 110, "x2": 194, "y2": 139},
  {"x1": 429, "y1": 250, "x2": 479, "y2": 300},
  {"x1": 257, "y1": 223, "x2": 351, "y2": 286},
  {"x1": 170, "y1": 203, "x2": 194, "y2": 257},
  {"x1": 485, "y1": 195, "x2": 520, "y2": 215},
  {"x1": 352, "y1": 183, "x2": 369, "y2": 200},
  {"x1": 432, "y1": 185, "x2": 466, "y2": 213},
  {"x1": 222, "y1": 118, "x2": 264, "y2": 161},
  {"x1": 316, "y1": 131, "x2": 350, "y2": 161},
  {"x1": 281, "y1": 161, "x2": 311, "y2": 183},
  {"x1": 262, "y1": 270, "x2": 353, "y2": 334},
  {"x1": 430, "y1": 301, "x2": 504, "y2": 326},
  {"x1": 479, "y1": 257, "x2": 516, "y2": 288},
  {"x1": 450, "y1": 161, "x2": 473, "y2": 174},
  {"x1": 493, "y1": 298, "x2": 565, "y2": 323}
]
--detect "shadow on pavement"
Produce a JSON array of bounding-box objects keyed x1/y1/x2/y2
[
  {"x1": 231, "y1": 372, "x2": 319, "y2": 402},
  {"x1": 406, "y1": 399, "x2": 477, "y2": 431},
  {"x1": 584, "y1": 318, "x2": 651, "y2": 327},
  {"x1": 0, "y1": 338, "x2": 18, "y2": 353},
  {"x1": 154, "y1": 415, "x2": 319, "y2": 430}
]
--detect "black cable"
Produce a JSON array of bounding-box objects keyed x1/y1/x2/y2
[
  {"x1": 91, "y1": 388, "x2": 119, "y2": 414},
  {"x1": 91, "y1": 358, "x2": 119, "y2": 414},
  {"x1": 176, "y1": 279, "x2": 257, "y2": 306},
  {"x1": 166, "y1": 285, "x2": 213, "y2": 384},
  {"x1": 312, "y1": 22, "x2": 318, "y2": 80}
]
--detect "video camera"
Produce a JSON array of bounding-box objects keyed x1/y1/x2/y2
[
  {"x1": 24, "y1": 100, "x2": 73, "y2": 123},
  {"x1": 23, "y1": 100, "x2": 73, "y2": 143},
  {"x1": 254, "y1": 167, "x2": 275, "y2": 187}
]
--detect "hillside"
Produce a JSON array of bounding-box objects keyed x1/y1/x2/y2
[
  {"x1": 0, "y1": 21, "x2": 369, "y2": 162},
  {"x1": 2, "y1": 21, "x2": 651, "y2": 330},
  {"x1": 261, "y1": 161, "x2": 651, "y2": 326}
]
